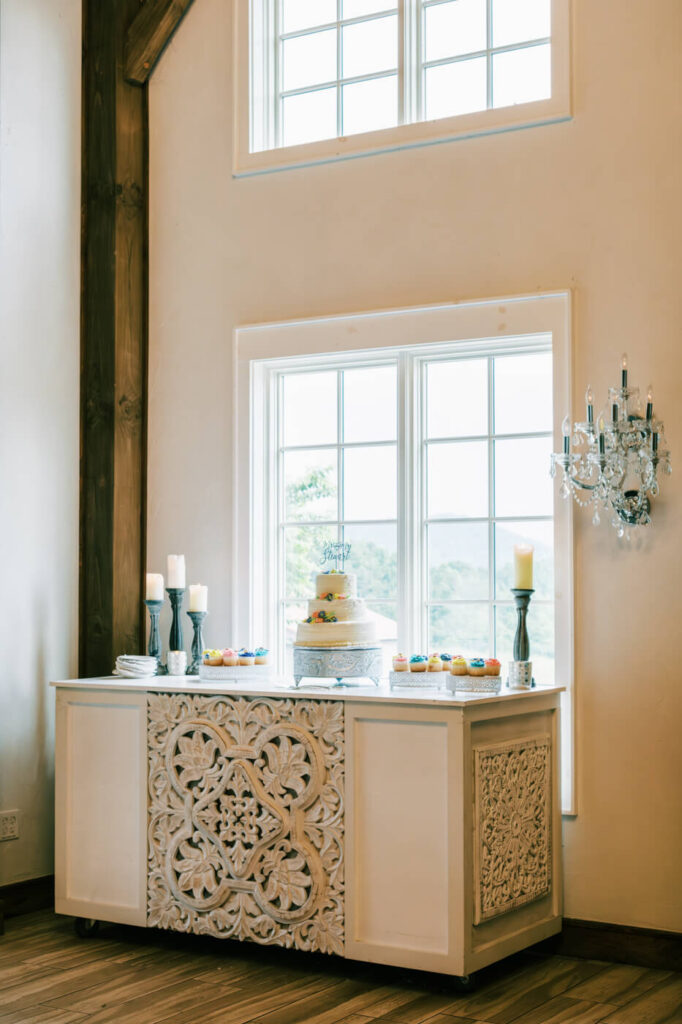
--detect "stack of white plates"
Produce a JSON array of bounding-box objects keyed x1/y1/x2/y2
[{"x1": 115, "y1": 655, "x2": 158, "y2": 679}]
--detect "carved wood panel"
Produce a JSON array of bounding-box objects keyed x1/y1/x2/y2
[
  {"x1": 147, "y1": 694, "x2": 344, "y2": 953},
  {"x1": 473, "y1": 735, "x2": 552, "y2": 924}
]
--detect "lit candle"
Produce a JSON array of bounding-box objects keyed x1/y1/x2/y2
[
  {"x1": 188, "y1": 584, "x2": 208, "y2": 612},
  {"x1": 562, "y1": 414, "x2": 571, "y2": 455},
  {"x1": 145, "y1": 573, "x2": 164, "y2": 601},
  {"x1": 621, "y1": 352, "x2": 628, "y2": 388},
  {"x1": 167, "y1": 554, "x2": 186, "y2": 589},
  {"x1": 646, "y1": 385, "x2": 653, "y2": 421},
  {"x1": 585, "y1": 385, "x2": 594, "y2": 424},
  {"x1": 513, "y1": 545, "x2": 534, "y2": 590}
]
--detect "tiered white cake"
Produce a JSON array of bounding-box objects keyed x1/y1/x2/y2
[{"x1": 295, "y1": 571, "x2": 377, "y2": 647}]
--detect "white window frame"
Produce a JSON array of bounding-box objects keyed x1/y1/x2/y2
[
  {"x1": 233, "y1": 0, "x2": 571, "y2": 176},
  {"x1": 234, "y1": 292, "x2": 575, "y2": 814}
]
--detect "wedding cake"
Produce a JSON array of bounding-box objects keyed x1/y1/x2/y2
[{"x1": 295, "y1": 570, "x2": 377, "y2": 647}]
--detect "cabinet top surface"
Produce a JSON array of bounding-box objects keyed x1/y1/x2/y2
[{"x1": 51, "y1": 675, "x2": 564, "y2": 708}]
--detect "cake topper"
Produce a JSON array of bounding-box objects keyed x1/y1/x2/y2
[{"x1": 320, "y1": 541, "x2": 351, "y2": 571}]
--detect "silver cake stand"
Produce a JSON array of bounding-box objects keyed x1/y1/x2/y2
[{"x1": 293, "y1": 644, "x2": 383, "y2": 687}]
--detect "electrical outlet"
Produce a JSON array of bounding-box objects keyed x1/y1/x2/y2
[{"x1": 0, "y1": 811, "x2": 19, "y2": 841}]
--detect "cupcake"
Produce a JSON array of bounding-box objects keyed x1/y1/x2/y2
[
  {"x1": 239, "y1": 650, "x2": 255, "y2": 666},
  {"x1": 203, "y1": 649, "x2": 223, "y2": 667},
  {"x1": 468, "y1": 658, "x2": 486, "y2": 676},
  {"x1": 409, "y1": 655, "x2": 427, "y2": 673},
  {"x1": 427, "y1": 653, "x2": 442, "y2": 672},
  {"x1": 392, "y1": 653, "x2": 409, "y2": 672},
  {"x1": 485, "y1": 658, "x2": 501, "y2": 677},
  {"x1": 451, "y1": 656, "x2": 468, "y2": 676},
  {"x1": 255, "y1": 647, "x2": 269, "y2": 665},
  {"x1": 222, "y1": 648, "x2": 237, "y2": 666},
  {"x1": 440, "y1": 653, "x2": 452, "y2": 672}
]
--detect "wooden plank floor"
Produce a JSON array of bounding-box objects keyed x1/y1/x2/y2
[{"x1": 1, "y1": 912, "x2": 680, "y2": 1024}]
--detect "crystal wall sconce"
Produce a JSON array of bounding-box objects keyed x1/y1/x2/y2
[{"x1": 551, "y1": 354, "x2": 671, "y2": 537}]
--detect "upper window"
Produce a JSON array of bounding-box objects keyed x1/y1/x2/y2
[{"x1": 235, "y1": 0, "x2": 570, "y2": 174}]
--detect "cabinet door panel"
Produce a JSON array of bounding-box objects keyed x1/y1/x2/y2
[
  {"x1": 55, "y1": 689, "x2": 147, "y2": 925},
  {"x1": 345, "y1": 703, "x2": 463, "y2": 974}
]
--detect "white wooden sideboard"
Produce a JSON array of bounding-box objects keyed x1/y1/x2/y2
[{"x1": 52, "y1": 677, "x2": 563, "y2": 980}]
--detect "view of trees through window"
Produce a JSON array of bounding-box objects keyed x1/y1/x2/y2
[{"x1": 277, "y1": 350, "x2": 555, "y2": 680}]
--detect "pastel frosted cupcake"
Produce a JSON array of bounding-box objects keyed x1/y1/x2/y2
[
  {"x1": 203, "y1": 649, "x2": 223, "y2": 667},
  {"x1": 239, "y1": 650, "x2": 255, "y2": 666},
  {"x1": 409, "y1": 654, "x2": 427, "y2": 673},
  {"x1": 255, "y1": 647, "x2": 269, "y2": 665},
  {"x1": 427, "y1": 653, "x2": 443, "y2": 672},
  {"x1": 392, "y1": 653, "x2": 409, "y2": 672},
  {"x1": 485, "y1": 658, "x2": 501, "y2": 677},
  {"x1": 222, "y1": 648, "x2": 237, "y2": 666},
  {"x1": 451, "y1": 656, "x2": 467, "y2": 676},
  {"x1": 440, "y1": 653, "x2": 452, "y2": 672},
  {"x1": 468, "y1": 658, "x2": 486, "y2": 677}
]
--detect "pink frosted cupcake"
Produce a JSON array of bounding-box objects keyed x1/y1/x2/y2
[
  {"x1": 393, "y1": 653, "x2": 409, "y2": 672},
  {"x1": 222, "y1": 648, "x2": 238, "y2": 666},
  {"x1": 485, "y1": 658, "x2": 501, "y2": 677}
]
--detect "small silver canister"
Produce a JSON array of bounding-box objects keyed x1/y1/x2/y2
[{"x1": 508, "y1": 660, "x2": 533, "y2": 690}]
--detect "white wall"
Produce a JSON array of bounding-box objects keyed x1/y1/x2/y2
[
  {"x1": 148, "y1": 0, "x2": 682, "y2": 931},
  {"x1": 0, "y1": 0, "x2": 81, "y2": 884}
]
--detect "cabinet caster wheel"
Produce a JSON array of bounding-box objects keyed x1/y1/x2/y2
[
  {"x1": 453, "y1": 974, "x2": 476, "y2": 992},
  {"x1": 74, "y1": 917, "x2": 100, "y2": 938}
]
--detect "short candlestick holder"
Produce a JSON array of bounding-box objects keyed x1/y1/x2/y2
[
  {"x1": 187, "y1": 610, "x2": 207, "y2": 675},
  {"x1": 145, "y1": 599, "x2": 167, "y2": 675},
  {"x1": 166, "y1": 588, "x2": 185, "y2": 654},
  {"x1": 509, "y1": 588, "x2": 535, "y2": 689}
]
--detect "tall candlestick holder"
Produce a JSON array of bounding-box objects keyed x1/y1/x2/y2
[
  {"x1": 167, "y1": 588, "x2": 185, "y2": 654},
  {"x1": 508, "y1": 588, "x2": 535, "y2": 689},
  {"x1": 187, "y1": 610, "x2": 207, "y2": 675},
  {"x1": 145, "y1": 599, "x2": 167, "y2": 675}
]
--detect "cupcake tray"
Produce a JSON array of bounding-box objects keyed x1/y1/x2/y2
[
  {"x1": 445, "y1": 674, "x2": 502, "y2": 694},
  {"x1": 389, "y1": 669, "x2": 447, "y2": 689},
  {"x1": 198, "y1": 664, "x2": 273, "y2": 681}
]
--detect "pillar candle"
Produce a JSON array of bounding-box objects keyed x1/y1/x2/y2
[
  {"x1": 167, "y1": 554, "x2": 186, "y2": 589},
  {"x1": 188, "y1": 584, "x2": 208, "y2": 612},
  {"x1": 145, "y1": 573, "x2": 164, "y2": 601},
  {"x1": 513, "y1": 545, "x2": 534, "y2": 590}
]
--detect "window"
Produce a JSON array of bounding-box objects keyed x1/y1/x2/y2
[
  {"x1": 235, "y1": 294, "x2": 575, "y2": 811},
  {"x1": 235, "y1": 0, "x2": 570, "y2": 174}
]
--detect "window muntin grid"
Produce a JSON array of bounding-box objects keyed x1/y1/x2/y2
[
  {"x1": 268, "y1": 0, "x2": 553, "y2": 150},
  {"x1": 421, "y1": 350, "x2": 554, "y2": 676},
  {"x1": 274, "y1": 342, "x2": 554, "y2": 681},
  {"x1": 277, "y1": 2, "x2": 400, "y2": 146}
]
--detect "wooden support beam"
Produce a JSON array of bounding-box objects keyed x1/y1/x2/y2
[
  {"x1": 80, "y1": 0, "x2": 148, "y2": 676},
  {"x1": 125, "y1": 0, "x2": 196, "y2": 85}
]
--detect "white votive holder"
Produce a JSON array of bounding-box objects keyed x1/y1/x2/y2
[
  {"x1": 507, "y1": 661, "x2": 533, "y2": 690},
  {"x1": 167, "y1": 650, "x2": 187, "y2": 676}
]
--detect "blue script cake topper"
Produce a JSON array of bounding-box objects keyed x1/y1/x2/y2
[{"x1": 320, "y1": 541, "x2": 351, "y2": 571}]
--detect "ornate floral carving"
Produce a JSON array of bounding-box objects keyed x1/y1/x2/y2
[
  {"x1": 473, "y1": 736, "x2": 552, "y2": 924},
  {"x1": 147, "y1": 694, "x2": 344, "y2": 953}
]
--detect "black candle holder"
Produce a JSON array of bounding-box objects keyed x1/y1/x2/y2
[
  {"x1": 145, "y1": 599, "x2": 167, "y2": 675},
  {"x1": 511, "y1": 588, "x2": 534, "y2": 660},
  {"x1": 166, "y1": 587, "x2": 185, "y2": 654},
  {"x1": 187, "y1": 610, "x2": 207, "y2": 676}
]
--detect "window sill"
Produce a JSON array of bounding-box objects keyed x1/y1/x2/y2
[{"x1": 233, "y1": 99, "x2": 572, "y2": 178}]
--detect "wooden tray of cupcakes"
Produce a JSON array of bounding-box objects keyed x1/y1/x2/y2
[{"x1": 389, "y1": 653, "x2": 502, "y2": 693}]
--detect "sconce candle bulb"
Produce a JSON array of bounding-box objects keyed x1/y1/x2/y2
[
  {"x1": 551, "y1": 356, "x2": 670, "y2": 535},
  {"x1": 585, "y1": 386, "x2": 594, "y2": 423}
]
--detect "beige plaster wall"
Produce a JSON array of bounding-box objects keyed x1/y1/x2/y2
[
  {"x1": 0, "y1": 0, "x2": 81, "y2": 884},
  {"x1": 148, "y1": 0, "x2": 682, "y2": 929}
]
